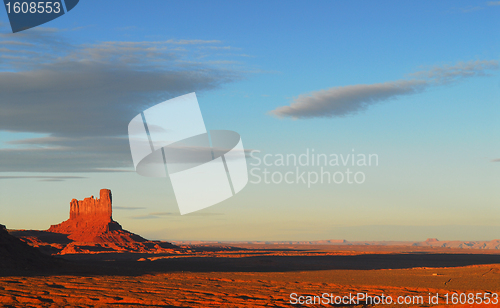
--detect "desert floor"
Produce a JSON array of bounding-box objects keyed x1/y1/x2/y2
[{"x1": 1, "y1": 244, "x2": 500, "y2": 307}]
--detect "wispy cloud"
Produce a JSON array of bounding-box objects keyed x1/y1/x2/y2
[
  {"x1": 0, "y1": 26, "x2": 245, "y2": 172},
  {"x1": 0, "y1": 136, "x2": 132, "y2": 172},
  {"x1": 492, "y1": 159, "x2": 500, "y2": 162},
  {"x1": 451, "y1": 1, "x2": 500, "y2": 13},
  {"x1": 0, "y1": 175, "x2": 85, "y2": 181},
  {"x1": 131, "y1": 212, "x2": 176, "y2": 219},
  {"x1": 129, "y1": 215, "x2": 160, "y2": 220},
  {"x1": 114, "y1": 206, "x2": 146, "y2": 210},
  {"x1": 270, "y1": 80, "x2": 427, "y2": 119},
  {"x1": 458, "y1": 6, "x2": 484, "y2": 13},
  {"x1": 130, "y1": 212, "x2": 224, "y2": 219},
  {"x1": 270, "y1": 60, "x2": 499, "y2": 119},
  {"x1": 409, "y1": 60, "x2": 499, "y2": 83}
]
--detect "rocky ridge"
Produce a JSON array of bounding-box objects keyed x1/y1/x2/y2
[{"x1": 0, "y1": 224, "x2": 56, "y2": 272}]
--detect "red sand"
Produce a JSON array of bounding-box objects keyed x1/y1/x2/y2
[
  {"x1": 1, "y1": 243, "x2": 500, "y2": 307},
  {"x1": 2, "y1": 189, "x2": 499, "y2": 307}
]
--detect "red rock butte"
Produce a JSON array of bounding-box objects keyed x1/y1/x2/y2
[
  {"x1": 48, "y1": 189, "x2": 146, "y2": 243},
  {"x1": 69, "y1": 189, "x2": 112, "y2": 220}
]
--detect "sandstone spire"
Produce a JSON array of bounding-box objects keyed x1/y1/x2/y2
[
  {"x1": 48, "y1": 189, "x2": 146, "y2": 243},
  {"x1": 69, "y1": 189, "x2": 113, "y2": 220}
]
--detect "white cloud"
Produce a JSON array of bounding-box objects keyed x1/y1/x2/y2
[
  {"x1": 270, "y1": 60, "x2": 499, "y2": 119},
  {"x1": 0, "y1": 175, "x2": 85, "y2": 181},
  {"x1": 0, "y1": 26, "x2": 245, "y2": 172},
  {"x1": 410, "y1": 60, "x2": 499, "y2": 84},
  {"x1": 271, "y1": 80, "x2": 427, "y2": 119}
]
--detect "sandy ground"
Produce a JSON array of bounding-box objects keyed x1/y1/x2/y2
[{"x1": 1, "y1": 244, "x2": 500, "y2": 307}]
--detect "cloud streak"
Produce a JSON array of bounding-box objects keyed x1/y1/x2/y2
[
  {"x1": 114, "y1": 206, "x2": 146, "y2": 210},
  {"x1": 0, "y1": 136, "x2": 133, "y2": 172},
  {"x1": 270, "y1": 60, "x2": 498, "y2": 119},
  {"x1": 0, "y1": 26, "x2": 245, "y2": 172},
  {"x1": 0, "y1": 175, "x2": 85, "y2": 181},
  {"x1": 130, "y1": 212, "x2": 224, "y2": 219},
  {"x1": 271, "y1": 80, "x2": 427, "y2": 119}
]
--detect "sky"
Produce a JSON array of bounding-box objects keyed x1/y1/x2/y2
[{"x1": 0, "y1": 0, "x2": 499, "y2": 241}]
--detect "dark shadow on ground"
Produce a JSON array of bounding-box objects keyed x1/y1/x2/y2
[
  {"x1": 2, "y1": 251, "x2": 500, "y2": 278},
  {"x1": 9, "y1": 230, "x2": 72, "y2": 245}
]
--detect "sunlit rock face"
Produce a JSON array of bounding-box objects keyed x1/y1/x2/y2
[
  {"x1": 69, "y1": 189, "x2": 113, "y2": 221},
  {"x1": 48, "y1": 189, "x2": 146, "y2": 243}
]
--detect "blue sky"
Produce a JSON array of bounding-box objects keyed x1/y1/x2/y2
[{"x1": 0, "y1": 0, "x2": 499, "y2": 241}]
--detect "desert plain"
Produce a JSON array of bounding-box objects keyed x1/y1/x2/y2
[
  {"x1": 1, "y1": 190, "x2": 499, "y2": 307},
  {"x1": 2, "y1": 240, "x2": 500, "y2": 307}
]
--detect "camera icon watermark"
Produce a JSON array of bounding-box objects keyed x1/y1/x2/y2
[{"x1": 128, "y1": 93, "x2": 248, "y2": 215}]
